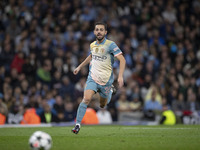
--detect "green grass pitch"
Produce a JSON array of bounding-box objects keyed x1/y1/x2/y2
[{"x1": 0, "y1": 125, "x2": 200, "y2": 150}]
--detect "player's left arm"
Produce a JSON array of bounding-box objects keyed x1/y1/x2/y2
[{"x1": 115, "y1": 54, "x2": 126, "y2": 88}]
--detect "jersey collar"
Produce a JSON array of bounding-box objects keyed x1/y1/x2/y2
[{"x1": 95, "y1": 38, "x2": 106, "y2": 45}]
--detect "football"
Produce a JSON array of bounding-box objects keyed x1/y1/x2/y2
[{"x1": 29, "y1": 131, "x2": 52, "y2": 150}]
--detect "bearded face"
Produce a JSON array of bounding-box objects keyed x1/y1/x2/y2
[{"x1": 94, "y1": 25, "x2": 107, "y2": 42}]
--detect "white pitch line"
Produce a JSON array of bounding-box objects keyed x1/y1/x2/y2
[{"x1": 122, "y1": 127, "x2": 197, "y2": 130}]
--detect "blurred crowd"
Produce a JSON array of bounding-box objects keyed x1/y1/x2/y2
[{"x1": 0, "y1": 0, "x2": 200, "y2": 125}]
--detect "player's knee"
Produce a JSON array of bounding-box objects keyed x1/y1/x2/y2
[
  {"x1": 100, "y1": 100, "x2": 107, "y2": 108},
  {"x1": 100, "y1": 103, "x2": 106, "y2": 108},
  {"x1": 82, "y1": 98, "x2": 91, "y2": 105}
]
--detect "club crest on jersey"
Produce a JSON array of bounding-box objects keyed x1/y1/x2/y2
[
  {"x1": 95, "y1": 48, "x2": 99, "y2": 53},
  {"x1": 100, "y1": 48, "x2": 105, "y2": 53}
]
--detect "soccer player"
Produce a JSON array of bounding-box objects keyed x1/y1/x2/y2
[{"x1": 72, "y1": 22, "x2": 126, "y2": 134}]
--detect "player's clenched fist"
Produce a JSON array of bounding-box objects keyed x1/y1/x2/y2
[{"x1": 73, "y1": 67, "x2": 80, "y2": 75}]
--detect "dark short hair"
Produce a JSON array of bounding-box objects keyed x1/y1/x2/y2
[{"x1": 94, "y1": 22, "x2": 107, "y2": 31}]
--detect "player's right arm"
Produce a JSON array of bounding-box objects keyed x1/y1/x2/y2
[{"x1": 73, "y1": 54, "x2": 92, "y2": 75}]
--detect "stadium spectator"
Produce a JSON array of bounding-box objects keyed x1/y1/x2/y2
[
  {"x1": 145, "y1": 86, "x2": 162, "y2": 104},
  {"x1": 73, "y1": 77, "x2": 86, "y2": 100},
  {"x1": 10, "y1": 51, "x2": 25, "y2": 73},
  {"x1": 64, "y1": 101, "x2": 76, "y2": 122},
  {"x1": 97, "y1": 108, "x2": 113, "y2": 124},
  {"x1": 0, "y1": 113, "x2": 6, "y2": 124},
  {"x1": 21, "y1": 108, "x2": 41, "y2": 124},
  {"x1": 0, "y1": 94, "x2": 7, "y2": 124},
  {"x1": 0, "y1": 94, "x2": 8, "y2": 116},
  {"x1": 7, "y1": 103, "x2": 24, "y2": 124},
  {"x1": 25, "y1": 95, "x2": 38, "y2": 109},
  {"x1": 40, "y1": 102, "x2": 58, "y2": 123},
  {"x1": 172, "y1": 93, "x2": 185, "y2": 123},
  {"x1": 172, "y1": 93, "x2": 185, "y2": 113},
  {"x1": 81, "y1": 108, "x2": 99, "y2": 125},
  {"x1": 34, "y1": 81, "x2": 43, "y2": 95},
  {"x1": 53, "y1": 96, "x2": 64, "y2": 113},
  {"x1": 116, "y1": 93, "x2": 130, "y2": 112},
  {"x1": 9, "y1": 68, "x2": 20, "y2": 89},
  {"x1": 59, "y1": 76, "x2": 74, "y2": 99},
  {"x1": 20, "y1": 79, "x2": 29, "y2": 95},
  {"x1": 36, "y1": 59, "x2": 52, "y2": 86},
  {"x1": 22, "y1": 52, "x2": 37, "y2": 85},
  {"x1": 160, "y1": 105, "x2": 176, "y2": 125},
  {"x1": 0, "y1": 40, "x2": 15, "y2": 72},
  {"x1": 144, "y1": 90, "x2": 162, "y2": 112},
  {"x1": 185, "y1": 90, "x2": 200, "y2": 112},
  {"x1": 51, "y1": 71, "x2": 62, "y2": 90},
  {"x1": 129, "y1": 95, "x2": 142, "y2": 112},
  {"x1": 2, "y1": 85, "x2": 13, "y2": 110},
  {"x1": 45, "y1": 91, "x2": 56, "y2": 109}
]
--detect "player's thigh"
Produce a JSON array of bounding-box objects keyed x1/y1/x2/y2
[
  {"x1": 98, "y1": 84, "x2": 112, "y2": 105},
  {"x1": 83, "y1": 78, "x2": 97, "y2": 103},
  {"x1": 83, "y1": 89, "x2": 95, "y2": 101},
  {"x1": 98, "y1": 84, "x2": 112, "y2": 100},
  {"x1": 85, "y1": 77, "x2": 98, "y2": 93}
]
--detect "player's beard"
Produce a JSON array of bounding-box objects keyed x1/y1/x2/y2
[{"x1": 96, "y1": 34, "x2": 105, "y2": 42}]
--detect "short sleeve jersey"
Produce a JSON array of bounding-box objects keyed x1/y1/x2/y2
[{"x1": 88, "y1": 38, "x2": 122, "y2": 85}]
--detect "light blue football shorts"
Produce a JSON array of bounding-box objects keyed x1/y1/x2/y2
[{"x1": 85, "y1": 77, "x2": 112, "y2": 99}]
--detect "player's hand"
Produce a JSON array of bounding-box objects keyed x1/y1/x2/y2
[
  {"x1": 73, "y1": 67, "x2": 81, "y2": 75},
  {"x1": 118, "y1": 76, "x2": 124, "y2": 88}
]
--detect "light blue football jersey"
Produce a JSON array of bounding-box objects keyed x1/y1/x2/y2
[{"x1": 88, "y1": 38, "x2": 122, "y2": 85}]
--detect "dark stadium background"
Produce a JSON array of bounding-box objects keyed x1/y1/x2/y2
[{"x1": 0, "y1": 0, "x2": 200, "y2": 126}]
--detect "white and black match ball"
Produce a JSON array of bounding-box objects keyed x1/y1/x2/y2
[{"x1": 29, "y1": 131, "x2": 52, "y2": 150}]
